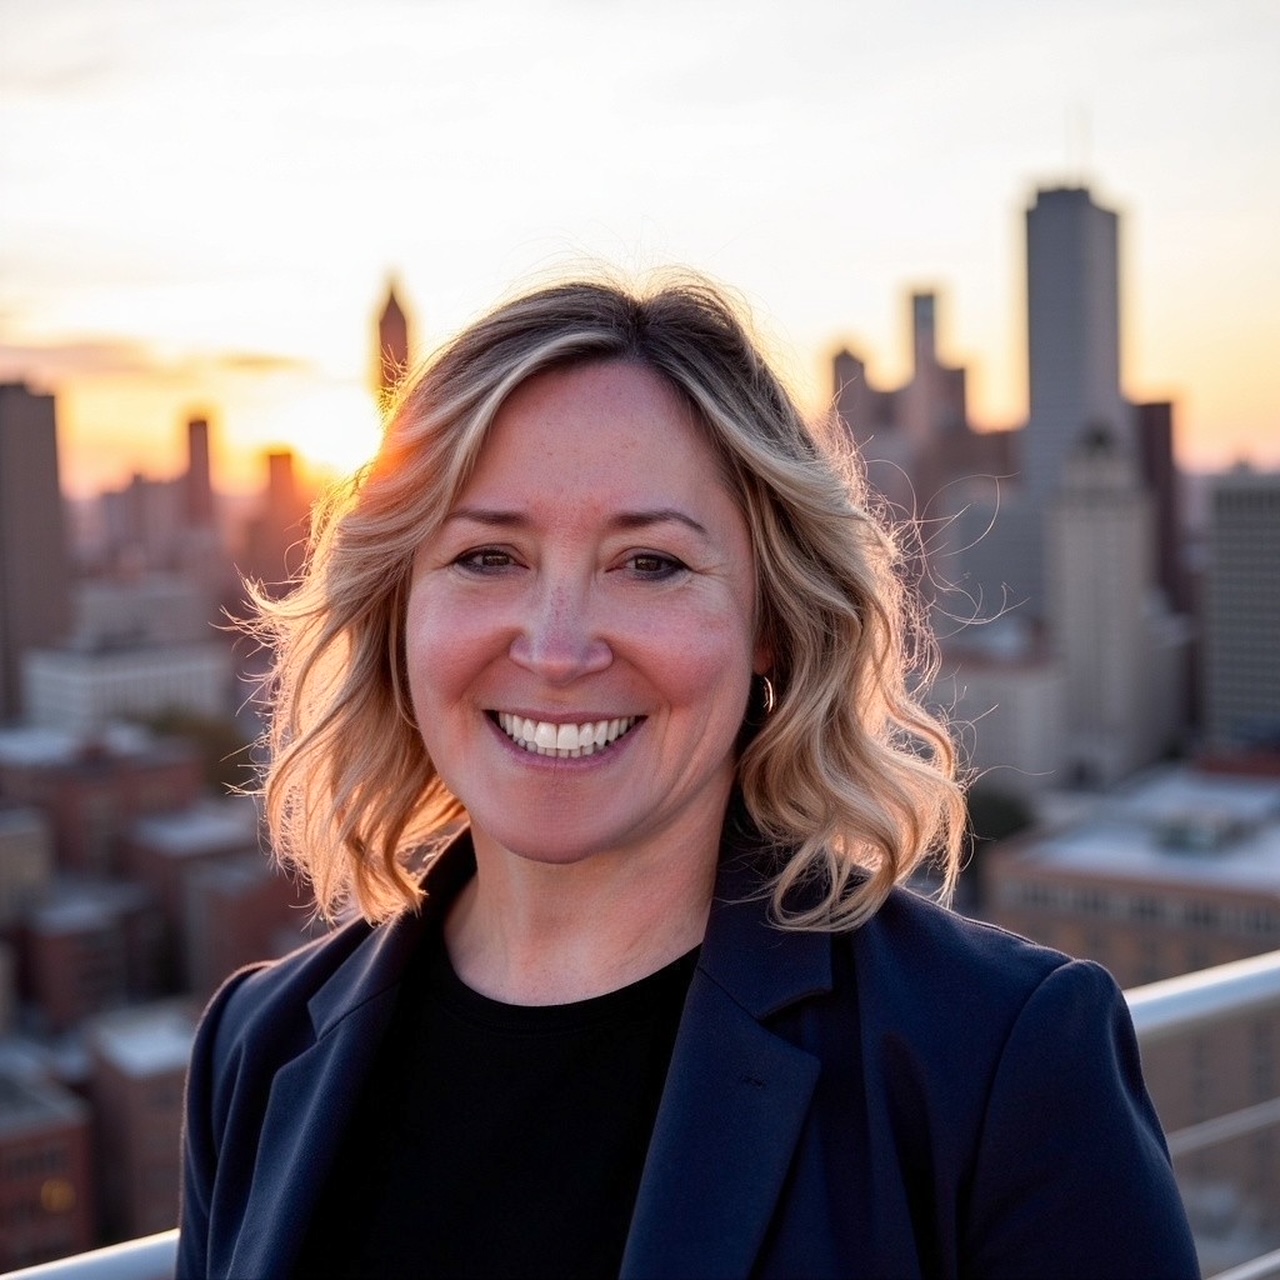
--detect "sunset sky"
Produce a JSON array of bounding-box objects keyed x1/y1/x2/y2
[{"x1": 1, "y1": 0, "x2": 1277, "y2": 497}]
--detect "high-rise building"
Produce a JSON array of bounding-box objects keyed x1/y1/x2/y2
[
  {"x1": 1047, "y1": 427, "x2": 1185, "y2": 784},
  {"x1": 99, "y1": 473, "x2": 184, "y2": 572},
  {"x1": 978, "y1": 186, "x2": 1136, "y2": 622},
  {"x1": 1024, "y1": 186, "x2": 1131, "y2": 500},
  {"x1": 1204, "y1": 469, "x2": 1280, "y2": 750},
  {"x1": 377, "y1": 279, "x2": 412, "y2": 404},
  {"x1": 0, "y1": 384, "x2": 72, "y2": 721},
  {"x1": 1134, "y1": 401, "x2": 1190, "y2": 613},
  {"x1": 240, "y1": 448, "x2": 310, "y2": 591},
  {"x1": 831, "y1": 290, "x2": 1012, "y2": 525},
  {"x1": 184, "y1": 417, "x2": 214, "y2": 530}
]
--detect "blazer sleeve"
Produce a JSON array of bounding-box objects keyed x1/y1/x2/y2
[
  {"x1": 963, "y1": 958, "x2": 1199, "y2": 1279},
  {"x1": 176, "y1": 965, "x2": 263, "y2": 1280}
]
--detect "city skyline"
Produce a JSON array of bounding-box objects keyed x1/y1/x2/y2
[{"x1": 1, "y1": 0, "x2": 1277, "y2": 495}]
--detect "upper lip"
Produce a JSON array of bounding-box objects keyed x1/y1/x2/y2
[{"x1": 489, "y1": 709, "x2": 640, "y2": 723}]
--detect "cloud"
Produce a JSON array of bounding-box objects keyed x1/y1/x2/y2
[
  {"x1": 0, "y1": 338, "x2": 311, "y2": 388},
  {"x1": 0, "y1": 337, "x2": 154, "y2": 381},
  {"x1": 205, "y1": 351, "x2": 311, "y2": 375}
]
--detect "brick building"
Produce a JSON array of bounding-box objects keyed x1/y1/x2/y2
[
  {"x1": 184, "y1": 853, "x2": 314, "y2": 999},
  {"x1": 0, "y1": 1072, "x2": 94, "y2": 1270},
  {"x1": 986, "y1": 765, "x2": 1280, "y2": 988},
  {"x1": 122, "y1": 798, "x2": 266, "y2": 988},
  {"x1": 21, "y1": 881, "x2": 164, "y2": 1032},
  {"x1": 0, "y1": 726, "x2": 201, "y2": 876},
  {"x1": 87, "y1": 1002, "x2": 194, "y2": 1242},
  {"x1": 0, "y1": 806, "x2": 53, "y2": 928}
]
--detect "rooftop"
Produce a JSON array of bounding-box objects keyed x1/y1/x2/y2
[
  {"x1": 1011, "y1": 764, "x2": 1280, "y2": 895},
  {"x1": 30, "y1": 878, "x2": 152, "y2": 936},
  {"x1": 130, "y1": 796, "x2": 259, "y2": 858},
  {"x1": 0, "y1": 1072, "x2": 88, "y2": 1137},
  {"x1": 0, "y1": 722, "x2": 177, "y2": 768},
  {"x1": 89, "y1": 1002, "x2": 196, "y2": 1079}
]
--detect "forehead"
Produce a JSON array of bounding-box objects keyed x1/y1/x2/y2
[{"x1": 459, "y1": 360, "x2": 734, "y2": 506}]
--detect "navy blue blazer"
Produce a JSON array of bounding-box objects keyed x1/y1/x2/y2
[{"x1": 178, "y1": 834, "x2": 1198, "y2": 1279}]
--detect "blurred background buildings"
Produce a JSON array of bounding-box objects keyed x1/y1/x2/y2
[{"x1": 0, "y1": 186, "x2": 1276, "y2": 1270}]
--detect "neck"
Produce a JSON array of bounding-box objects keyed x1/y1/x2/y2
[{"x1": 443, "y1": 825, "x2": 719, "y2": 1006}]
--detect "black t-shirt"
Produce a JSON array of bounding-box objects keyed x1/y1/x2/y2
[{"x1": 294, "y1": 929, "x2": 699, "y2": 1279}]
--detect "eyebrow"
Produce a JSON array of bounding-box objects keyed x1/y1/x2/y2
[{"x1": 444, "y1": 506, "x2": 710, "y2": 538}]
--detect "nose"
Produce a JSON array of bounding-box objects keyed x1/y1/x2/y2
[{"x1": 507, "y1": 579, "x2": 612, "y2": 685}]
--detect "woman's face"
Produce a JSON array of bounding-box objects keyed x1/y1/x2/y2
[{"x1": 405, "y1": 359, "x2": 768, "y2": 872}]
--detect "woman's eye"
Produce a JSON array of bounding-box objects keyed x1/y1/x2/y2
[
  {"x1": 627, "y1": 553, "x2": 687, "y2": 579},
  {"x1": 455, "y1": 548, "x2": 516, "y2": 573}
]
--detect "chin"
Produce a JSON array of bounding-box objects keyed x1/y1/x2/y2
[{"x1": 471, "y1": 810, "x2": 640, "y2": 869}]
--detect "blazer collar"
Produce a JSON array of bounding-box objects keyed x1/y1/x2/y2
[
  {"x1": 303, "y1": 814, "x2": 834, "y2": 1036},
  {"x1": 305, "y1": 831, "x2": 478, "y2": 1038},
  {"x1": 699, "y1": 808, "x2": 834, "y2": 1015}
]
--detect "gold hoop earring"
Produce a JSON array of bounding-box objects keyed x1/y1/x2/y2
[{"x1": 761, "y1": 675, "x2": 776, "y2": 716}]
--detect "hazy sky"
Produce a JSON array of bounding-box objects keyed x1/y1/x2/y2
[{"x1": 1, "y1": 0, "x2": 1277, "y2": 494}]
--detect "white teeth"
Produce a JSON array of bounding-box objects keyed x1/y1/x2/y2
[{"x1": 496, "y1": 713, "x2": 638, "y2": 758}]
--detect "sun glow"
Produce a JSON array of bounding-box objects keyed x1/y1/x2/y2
[{"x1": 234, "y1": 380, "x2": 384, "y2": 483}]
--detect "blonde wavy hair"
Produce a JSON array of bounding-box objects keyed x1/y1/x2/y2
[{"x1": 253, "y1": 274, "x2": 966, "y2": 929}]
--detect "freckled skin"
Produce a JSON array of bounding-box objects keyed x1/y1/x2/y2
[{"x1": 405, "y1": 360, "x2": 770, "y2": 883}]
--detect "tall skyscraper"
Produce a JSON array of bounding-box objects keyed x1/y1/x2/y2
[
  {"x1": 377, "y1": 279, "x2": 411, "y2": 404},
  {"x1": 0, "y1": 383, "x2": 71, "y2": 721},
  {"x1": 961, "y1": 185, "x2": 1134, "y2": 622},
  {"x1": 1023, "y1": 186, "x2": 1131, "y2": 500},
  {"x1": 1047, "y1": 427, "x2": 1177, "y2": 784},
  {"x1": 898, "y1": 291, "x2": 968, "y2": 449},
  {"x1": 241, "y1": 449, "x2": 310, "y2": 591},
  {"x1": 184, "y1": 416, "x2": 214, "y2": 529},
  {"x1": 1204, "y1": 469, "x2": 1280, "y2": 750},
  {"x1": 1133, "y1": 400, "x2": 1190, "y2": 614}
]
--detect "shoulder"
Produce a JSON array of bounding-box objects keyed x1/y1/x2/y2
[
  {"x1": 193, "y1": 915, "x2": 380, "y2": 1083},
  {"x1": 849, "y1": 883, "x2": 1098, "y2": 1016},
  {"x1": 197, "y1": 835, "x2": 475, "y2": 1073},
  {"x1": 823, "y1": 886, "x2": 1131, "y2": 1094}
]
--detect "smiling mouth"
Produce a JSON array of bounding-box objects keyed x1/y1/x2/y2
[{"x1": 493, "y1": 712, "x2": 641, "y2": 758}]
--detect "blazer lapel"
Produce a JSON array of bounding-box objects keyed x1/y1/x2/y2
[
  {"x1": 621, "y1": 847, "x2": 833, "y2": 1280},
  {"x1": 224, "y1": 840, "x2": 475, "y2": 1279},
  {"x1": 227, "y1": 982, "x2": 404, "y2": 1279}
]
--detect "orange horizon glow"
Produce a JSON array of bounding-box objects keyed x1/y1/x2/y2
[
  {"x1": 23, "y1": 329, "x2": 1277, "y2": 506},
  {"x1": 18, "y1": 358, "x2": 385, "y2": 501}
]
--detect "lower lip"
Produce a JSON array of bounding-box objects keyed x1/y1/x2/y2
[{"x1": 487, "y1": 715, "x2": 640, "y2": 767}]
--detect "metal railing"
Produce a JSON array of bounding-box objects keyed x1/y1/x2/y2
[
  {"x1": 1127, "y1": 948, "x2": 1280, "y2": 1045},
  {"x1": 8, "y1": 949, "x2": 1280, "y2": 1280},
  {"x1": 4, "y1": 1231, "x2": 176, "y2": 1280},
  {"x1": 1127, "y1": 949, "x2": 1280, "y2": 1280}
]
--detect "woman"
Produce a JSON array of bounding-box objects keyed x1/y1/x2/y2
[{"x1": 179, "y1": 277, "x2": 1198, "y2": 1278}]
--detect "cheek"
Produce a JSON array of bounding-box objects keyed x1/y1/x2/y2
[
  {"x1": 650, "y1": 609, "x2": 757, "y2": 713},
  {"x1": 403, "y1": 588, "x2": 502, "y2": 713}
]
